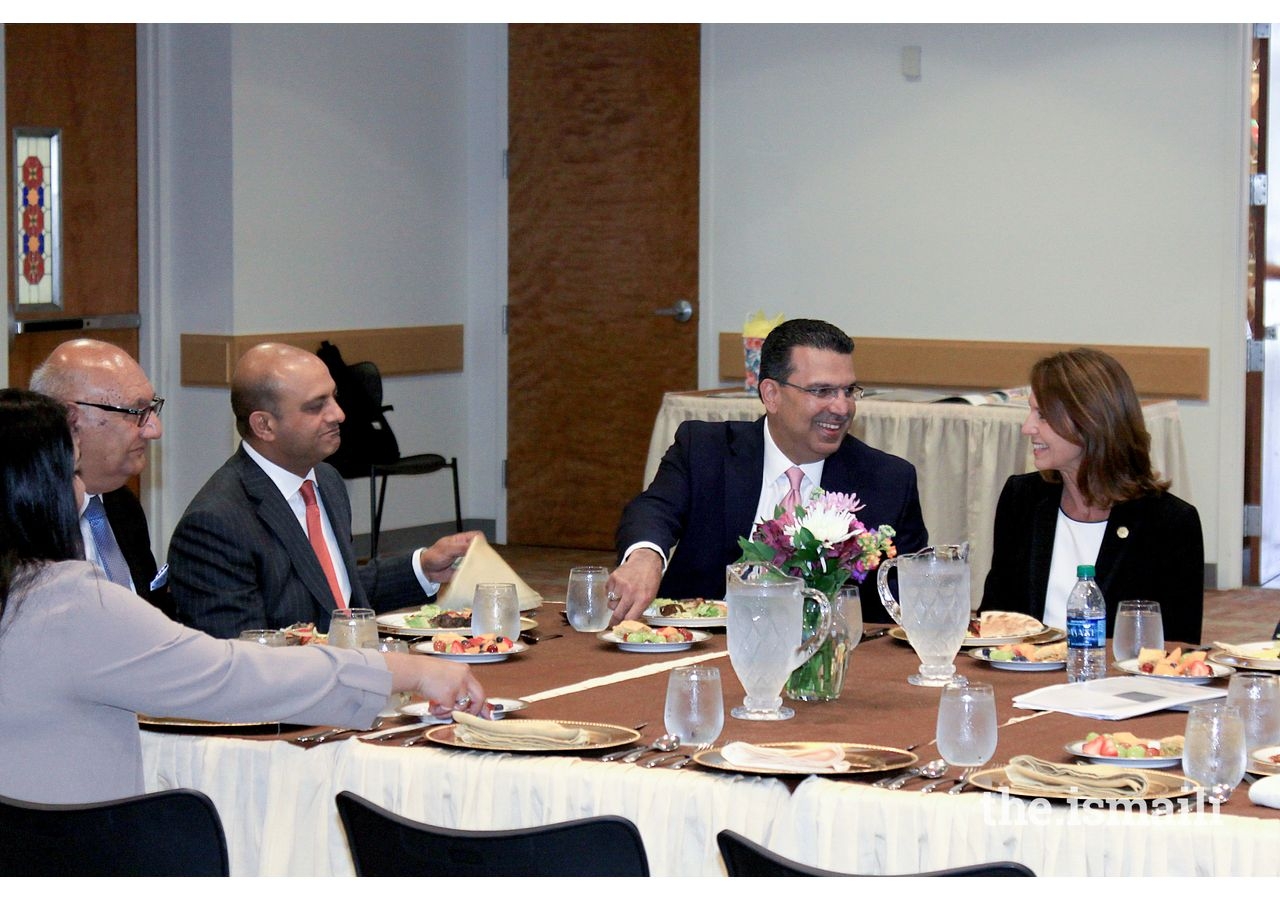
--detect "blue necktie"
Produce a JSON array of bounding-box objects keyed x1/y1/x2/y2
[{"x1": 84, "y1": 495, "x2": 132, "y2": 588}]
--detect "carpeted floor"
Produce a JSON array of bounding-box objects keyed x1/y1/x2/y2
[{"x1": 494, "y1": 544, "x2": 1279, "y2": 646}]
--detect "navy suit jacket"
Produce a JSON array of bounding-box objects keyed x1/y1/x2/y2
[
  {"x1": 101, "y1": 486, "x2": 174, "y2": 619},
  {"x1": 615, "y1": 418, "x2": 929, "y2": 625},
  {"x1": 169, "y1": 446, "x2": 425, "y2": 638},
  {"x1": 979, "y1": 473, "x2": 1204, "y2": 643}
]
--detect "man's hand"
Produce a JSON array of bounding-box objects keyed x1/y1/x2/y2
[
  {"x1": 418, "y1": 531, "x2": 480, "y2": 583},
  {"x1": 606, "y1": 548, "x2": 663, "y2": 624}
]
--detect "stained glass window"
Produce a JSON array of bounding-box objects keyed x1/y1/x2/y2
[{"x1": 14, "y1": 128, "x2": 61, "y2": 308}]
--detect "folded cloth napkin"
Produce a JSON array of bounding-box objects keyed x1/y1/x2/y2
[
  {"x1": 1249, "y1": 775, "x2": 1280, "y2": 808},
  {"x1": 451, "y1": 711, "x2": 589, "y2": 749},
  {"x1": 438, "y1": 534, "x2": 543, "y2": 611},
  {"x1": 1213, "y1": 640, "x2": 1279, "y2": 661},
  {"x1": 719, "y1": 741, "x2": 852, "y2": 773},
  {"x1": 1005, "y1": 754, "x2": 1149, "y2": 799}
]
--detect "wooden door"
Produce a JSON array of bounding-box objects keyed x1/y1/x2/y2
[
  {"x1": 6, "y1": 24, "x2": 139, "y2": 387},
  {"x1": 507, "y1": 25, "x2": 700, "y2": 549}
]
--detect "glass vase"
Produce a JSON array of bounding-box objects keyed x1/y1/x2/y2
[{"x1": 785, "y1": 585, "x2": 861, "y2": 701}]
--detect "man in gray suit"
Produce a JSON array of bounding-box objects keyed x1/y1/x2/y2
[{"x1": 169, "y1": 342, "x2": 476, "y2": 638}]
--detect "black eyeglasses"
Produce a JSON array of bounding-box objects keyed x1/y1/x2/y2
[
  {"x1": 776, "y1": 381, "x2": 865, "y2": 402},
  {"x1": 74, "y1": 397, "x2": 165, "y2": 428}
]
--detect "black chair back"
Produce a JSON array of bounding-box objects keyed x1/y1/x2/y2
[
  {"x1": 336, "y1": 791, "x2": 649, "y2": 876},
  {"x1": 0, "y1": 789, "x2": 230, "y2": 876},
  {"x1": 717, "y1": 830, "x2": 1034, "y2": 877}
]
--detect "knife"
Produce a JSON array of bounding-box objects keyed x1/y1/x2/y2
[{"x1": 862, "y1": 627, "x2": 891, "y2": 642}]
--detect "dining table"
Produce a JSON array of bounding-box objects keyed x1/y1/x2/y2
[
  {"x1": 643, "y1": 390, "x2": 1191, "y2": 608},
  {"x1": 142, "y1": 605, "x2": 1280, "y2": 877}
]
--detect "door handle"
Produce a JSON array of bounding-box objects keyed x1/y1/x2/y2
[
  {"x1": 653, "y1": 299, "x2": 694, "y2": 323},
  {"x1": 12, "y1": 313, "x2": 141, "y2": 335}
]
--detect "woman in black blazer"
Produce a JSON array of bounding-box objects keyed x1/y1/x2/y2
[{"x1": 980, "y1": 349, "x2": 1204, "y2": 643}]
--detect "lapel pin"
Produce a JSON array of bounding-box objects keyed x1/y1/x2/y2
[{"x1": 1117, "y1": 526, "x2": 1129, "y2": 539}]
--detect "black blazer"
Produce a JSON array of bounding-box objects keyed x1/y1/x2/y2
[
  {"x1": 615, "y1": 417, "x2": 929, "y2": 625},
  {"x1": 101, "y1": 486, "x2": 175, "y2": 619},
  {"x1": 980, "y1": 473, "x2": 1204, "y2": 643},
  {"x1": 168, "y1": 447, "x2": 424, "y2": 638}
]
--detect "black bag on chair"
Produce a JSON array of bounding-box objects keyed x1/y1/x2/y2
[{"x1": 316, "y1": 340, "x2": 400, "y2": 478}]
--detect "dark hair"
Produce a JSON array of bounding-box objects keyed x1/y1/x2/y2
[
  {"x1": 1030, "y1": 348, "x2": 1169, "y2": 507},
  {"x1": 230, "y1": 373, "x2": 281, "y2": 438},
  {"x1": 0, "y1": 389, "x2": 84, "y2": 620},
  {"x1": 758, "y1": 319, "x2": 855, "y2": 384}
]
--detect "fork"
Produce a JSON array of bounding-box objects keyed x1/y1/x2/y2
[
  {"x1": 668, "y1": 741, "x2": 713, "y2": 769},
  {"x1": 946, "y1": 767, "x2": 977, "y2": 794}
]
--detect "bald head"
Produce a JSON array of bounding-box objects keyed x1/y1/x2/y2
[
  {"x1": 231, "y1": 343, "x2": 344, "y2": 476},
  {"x1": 30, "y1": 339, "x2": 162, "y2": 494}
]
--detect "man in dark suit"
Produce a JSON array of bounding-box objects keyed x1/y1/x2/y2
[
  {"x1": 30, "y1": 340, "x2": 173, "y2": 618},
  {"x1": 610, "y1": 319, "x2": 928, "y2": 626},
  {"x1": 169, "y1": 342, "x2": 476, "y2": 638}
]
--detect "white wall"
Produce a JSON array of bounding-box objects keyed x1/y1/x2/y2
[
  {"x1": 148, "y1": 24, "x2": 508, "y2": 548},
  {"x1": 700, "y1": 24, "x2": 1250, "y2": 586}
]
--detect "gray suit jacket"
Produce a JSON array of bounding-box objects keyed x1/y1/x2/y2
[{"x1": 169, "y1": 446, "x2": 425, "y2": 638}]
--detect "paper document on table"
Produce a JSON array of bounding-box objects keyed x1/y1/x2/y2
[{"x1": 1012, "y1": 676, "x2": 1227, "y2": 720}]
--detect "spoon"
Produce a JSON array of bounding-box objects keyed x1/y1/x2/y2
[
  {"x1": 886, "y1": 758, "x2": 947, "y2": 790},
  {"x1": 615, "y1": 734, "x2": 681, "y2": 764}
]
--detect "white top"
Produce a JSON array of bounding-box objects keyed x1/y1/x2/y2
[{"x1": 1043, "y1": 509, "x2": 1107, "y2": 629}]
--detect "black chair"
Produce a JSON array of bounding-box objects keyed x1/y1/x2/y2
[
  {"x1": 339, "y1": 359, "x2": 462, "y2": 558},
  {"x1": 335, "y1": 791, "x2": 649, "y2": 876},
  {"x1": 0, "y1": 789, "x2": 230, "y2": 876},
  {"x1": 716, "y1": 830, "x2": 1034, "y2": 877}
]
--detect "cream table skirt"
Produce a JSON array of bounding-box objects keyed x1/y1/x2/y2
[{"x1": 643, "y1": 392, "x2": 1190, "y2": 607}]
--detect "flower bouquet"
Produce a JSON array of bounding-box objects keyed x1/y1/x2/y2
[{"x1": 736, "y1": 490, "x2": 896, "y2": 701}]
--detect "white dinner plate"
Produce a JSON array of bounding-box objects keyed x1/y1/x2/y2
[
  {"x1": 643, "y1": 602, "x2": 728, "y2": 629},
  {"x1": 1064, "y1": 739, "x2": 1181, "y2": 769},
  {"x1": 410, "y1": 641, "x2": 529, "y2": 664},
  {"x1": 400, "y1": 697, "x2": 530, "y2": 721},
  {"x1": 1113, "y1": 657, "x2": 1233, "y2": 685},
  {"x1": 598, "y1": 630, "x2": 711, "y2": 653},
  {"x1": 967, "y1": 647, "x2": 1065, "y2": 672},
  {"x1": 890, "y1": 625, "x2": 1064, "y2": 649},
  {"x1": 377, "y1": 612, "x2": 536, "y2": 637}
]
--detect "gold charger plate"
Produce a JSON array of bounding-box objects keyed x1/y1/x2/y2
[
  {"x1": 889, "y1": 625, "x2": 1064, "y2": 648},
  {"x1": 1207, "y1": 646, "x2": 1280, "y2": 672},
  {"x1": 967, "y1": 765, "x2": 1198, "y2": 801},
  {"x1": 692, "y1": 742, "x2": 917, "y2": 777},
  {"x1": 423, "y1": 720, "x2": 641, "y2": 753}
]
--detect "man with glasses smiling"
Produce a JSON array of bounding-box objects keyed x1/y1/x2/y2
[
  {"x1": 610, "y1": 319, "x2": 928, "y2": 627},
  {"x1": 29, "y1": 339, "x2": 173, "y2": 617}
]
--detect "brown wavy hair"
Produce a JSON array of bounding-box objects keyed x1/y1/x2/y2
[{"x1": 1030, "y1": 348, "x2": 1169, "y2": 508}]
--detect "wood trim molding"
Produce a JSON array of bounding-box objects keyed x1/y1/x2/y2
[
  {"x1": 180, "y1": 325, "x2": 464, "y2": 387},
  {"x1": 717, "y1": 332, "x2": 1210, "y2": 401}
]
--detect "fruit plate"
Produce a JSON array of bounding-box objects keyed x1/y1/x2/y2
[
  {"x1": 692, "y1": 742, "x2": 917, "y2": 777},
  {"x1": 598, "y1": 630, "x2": 712, "y2": 653},
  {"x1": 968, "y1": 765, "x2": 1197, "y2": 801},
  {"x1": 410, "y1": 641, "x2": 529, "y2": 664},
  {"x1": 1064, "y1": 739, "x2": 1181, "y2": 769},
  {"x1": 643, "y1": 600, "x2": 728, "y2": 629},
  {"x1": 967, "y1": 647, "x2": 1065, "y2": 672},
  {"x1": 1113, "y1": 658, "x2": 1233, "y2": 685}
]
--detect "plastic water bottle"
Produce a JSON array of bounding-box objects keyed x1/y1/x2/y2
[{"x1": 1066, "y1": 564, "x2": 1107, "y2": 683}]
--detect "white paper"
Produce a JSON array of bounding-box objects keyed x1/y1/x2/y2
[{"x1": 1012, "y1": 676, "x2": 1227, "y2": 720}]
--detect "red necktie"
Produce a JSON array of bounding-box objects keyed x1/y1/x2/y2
[
  {"x1": 781, "y1": 466, "x2": 805, "y2": 515},
  {"x1": 300, "y1": 480, "x2": 346, "y2": 610}
]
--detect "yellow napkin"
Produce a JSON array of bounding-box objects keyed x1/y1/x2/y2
[
  {"x1": 719, "y1": 741, "x2": 852, "y2": 773},
  {"x1": 1005, "y1": 754, "x2": 1149, "y2": 799},
  {"x1": 438, "y1": 534, "x2": 543, "y2": 611},
  {"x1": 451, "y1": 711, "x2": 589, "y2": 749}
]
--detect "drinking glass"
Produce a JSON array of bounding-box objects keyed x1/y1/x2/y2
[
  {"x1": 238, "y1": 629, "x2": 288, "y2": 647},
  {"x1": 1112, "y1": 599, "x2": 1164, "y2": 662},
  {"x1": 1183, "y1": 701, "x2": 1247, "y2": 799},
  {"x1": 936, "y1": 682, "x2": 997, "y2": 767},
  {"x1": 1227, "y1": 671, "x2": 1280, "y2": 755},
  {"x1": 472, "y1": 583, "x2": 521, "y2": 640},
  {"x1": 664, "y1": 666, "x2": 724, "y2": 746},
  {"x1": 328, "y1": 608, "x2": 378, "y2": 649},
  {"x1": 374, "y1": 638, "x2": 411, "y2": 716},
  {"x1": 566, "y1": 566, "x2": 613, "y2": 632}
]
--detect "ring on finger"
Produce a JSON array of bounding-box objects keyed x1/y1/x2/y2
[
  {"x1": 454, "y1": 696, "x2": 471, "y2": 709},
  {"x1": 606, "y1": 591, "x2": 619, "y2": 603}
]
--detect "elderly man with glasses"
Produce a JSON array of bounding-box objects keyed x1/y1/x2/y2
[
  {"x1": 29, "y1": 339, "x2": 173, "y2": 617},
  {"x1": 608, "y1": 318, "x2": 928, "y2": 627}
]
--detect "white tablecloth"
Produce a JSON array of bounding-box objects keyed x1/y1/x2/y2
[
  {"x1": 142, "y1": 731, "x2": 1280, "y2": 876},
  {"x1": 643, "y1": 392, "x2": 1191, "y2": 607}
]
